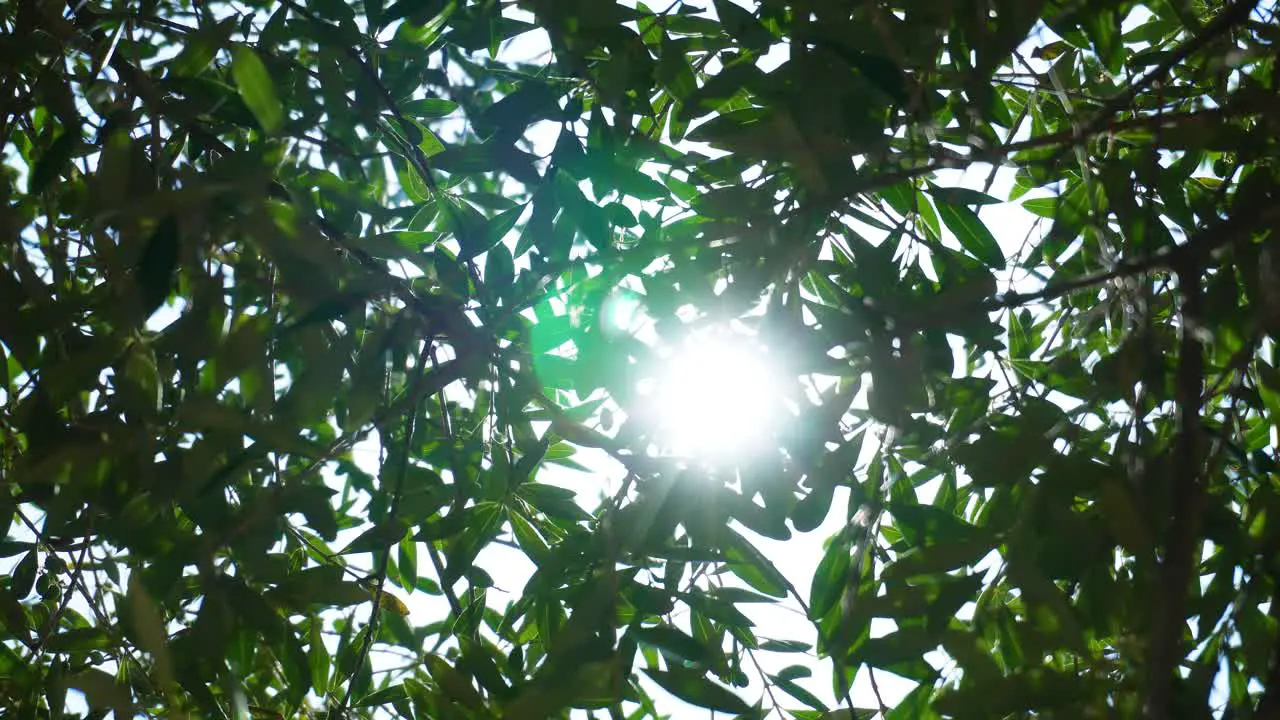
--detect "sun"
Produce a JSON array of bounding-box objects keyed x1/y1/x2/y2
[{"x1": 648, "y1": 329, "x2": 782, "y2": 460}]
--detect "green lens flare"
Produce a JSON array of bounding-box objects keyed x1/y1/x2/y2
[{"x1": 600, "y1": 291, "x2": 644, "y2": 338}]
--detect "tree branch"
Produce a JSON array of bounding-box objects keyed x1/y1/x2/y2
[
  {"x1": 987, "y1": 202, "x2": 1280, "y2": 313},
  {"x1": 987, "y1": 104, "x2": 1257, "y2": 161},
  {"x1": 1049, "y1": 0, "x2": 1261, "y2": 167},
  {"x1": 891, "y1": 201, "x2": 1279, "y2": 335},
  {"x1": 1143, "y1": 257, "x2": 1207, "y2": 719}
]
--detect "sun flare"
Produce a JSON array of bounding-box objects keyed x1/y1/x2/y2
[{"x1": 649, "y1": 331, "x2": 782, "y2": 460}]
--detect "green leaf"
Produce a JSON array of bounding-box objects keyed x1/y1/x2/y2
[
  {"x1": 936, "y1": 201, "x2": 1004, "y2": 269},
  {"x1": 1021, "y1": 197, "x2": 1057, "y2": 218},
  {"x1": 135, "y1": 215, "x2": 181, "y2": 316},
  {"x1": 47, "y1": 627, "x2": 113, "y2": 652},
  {"x1": 723, "y1": 530, "x2": 789, "y2": 599},
  {"x1": 28, "y1": 130, "x2": 80, "y2": 195},
  {"x1": 364, "y1": 0, "x2": 385, "y2": 30},
  {"x1": 929, "y1": 184, "x2": 1003, "y2": 207},
  {"x1": 789, "y1": 710, "x2": 877, "y2": 720},
  {"x1": 280, "y1": 626, "x2": 313, "y2": 708},
  {"x1": 356, "y1": 683, "x2": 408, "y2": 707},
  {"x1": 712, "y1": 0, "x2": 776, "y2": 50},
  {"x1": 815, "y1": 39, "x2": 908, "y2": 105},
  {"x1": 632, "y1": 624, "x2": 715, "y2": 665},
  {"x1": 397, "y1": 535, "x2": 418, "y2": 592},
  {"x1": 643, "y1": 668, "x2": 751, "y2": 714},
  {"x1": 11, "y1": 551, "x2": 37, "y2": 599},
  {"x1": 0, "y1": 586, "x2": 29, "y2": 640},
  {"x1": 168, "y1": 16, "x2": 237, "y2": 76},
  {"x1": 678, "y1": 61, "x2": 763, "y2": 122},
  {"x1": 886, "y1": 682, "x2": 940, "y2": 720},
  {"x1": 360, "y1": 230, "x2": 440, "y2": 259},
  {"x1": 886, "y1": 501, "x2": 986, "y2": 546},
  {"x1": 401, "y1": 98, "x2": 459, "y2": 117},
  {"x1": 710, "y1": 587, "x2": 777, "y2": 604},
  {"x1": 485, "y1": 241, "x2": 515, "y2": 292},
  {"x1": 882, "y1": 539, "x2": 992, "y2": 579},
  {"x1": 460, "y1": 205, "x2": 523, "y2": 260},
  {"x1": 769, "y1": 674, "x2": 828, "y2": 712},
  {"x1": 309, "y1": 619, "x2": 331, "y2": 692},
  {"x1": 809, "y1": 536, "x2": 850, "y2": 620},
  {"x1": 418, "y1": 125, "x2": 446, "y2": 157},
  {"x1": 759, "y1": 639, "x2": 811, "y2": 653},
  {"x1": 68, "y1": 669, "x2": 136, "y2": 717},
  {"x1": 932, "y1": 668, "x2": 1098, "y2": 717},
  {"x1": 341, "y1": 519, "x2": 410, "y2": 555},
  {"x1": 425, "y1": 655, "x2": 488, "y2": 714},
  {"x1": 125, "y1": 575, "x2": 174, "y2": 687},
  {"x1": 793, "y1": 481, "x2": 836, "y2": 532},
  {"x1": 1081, "y1": 10, "x2": 1123, "y2": 75},
  {"x1": 231, "y1": 45, "x2": 284, "y2": 133},
  {"x1": 391, "y1": 112, "x2": 427, "y2": 144}
]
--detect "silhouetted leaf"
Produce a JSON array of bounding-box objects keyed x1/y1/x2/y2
[
  {"x1": 68, "y1": 669, "x2": 135, "y2": 717},
  {"x1": 28, "y1": 131, "x2": 80, "y2": 195},
  {"x1": 10, "y1": 551, "x2": 36, "y2": 599},
  {"x1": 356, "y1": 683, "x2": 408, "y2": 707},
  {"x1": 713, "y1": 0, "x2": 776, "y2": 50},
  {"x1": 769, "y1": 672, "x2": 828, "y2": 712},
  {"x1": 485, "y1": 241, "x2": 515, "y2": 292},
  {"x1": 135, "y1": 215, "x2": 181, "y2": 316},
  {"x1": 341, "y1": 520, "x2": 410, "y2": 555},
  {"x1": 643, "y1": 668, "x2": 751, "y2": 714},
  {"x1": 633, "y1": 624, "x2": 716, "y2": 665}
]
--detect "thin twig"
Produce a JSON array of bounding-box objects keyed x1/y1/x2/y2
[
  {"x1": 868, "y1": 666, "x2": 890, "y2": 716},
  {"x1": 918, "y1": 202, "x2": 1280, "y2": 330},
  {"x1": 1047, "y1": 0, "x2": 1262, "y2": 168},
  {"x1": 336, "y1": 342, "x2": 433, "y2": 714},
  {"x1": 424, "y1": 346, "x2": 466, "y2": 620},
  {"x1": 31, "y1": 537, "x2": 92, "y2": 655}
]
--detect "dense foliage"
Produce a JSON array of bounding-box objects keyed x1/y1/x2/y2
[{"x1": 3, "y1": 0, "x2": 1280, "y2": 717}]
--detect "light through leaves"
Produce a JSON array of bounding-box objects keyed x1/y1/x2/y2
[{"x1": 645, "y1": 329, "x2": 782, "y2": 461}]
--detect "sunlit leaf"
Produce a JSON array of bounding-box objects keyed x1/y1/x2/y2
[
  {"x1": 936, "y1": 201, "x2": 1004, "y2": 269},
  {"x1": 230, "y1": 45, "x2": 284, "y2": 133},
  {"x1": 401, "y1": 98, "x2": 460, "y2": 117}
]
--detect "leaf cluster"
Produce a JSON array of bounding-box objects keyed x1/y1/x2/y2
[{"x1": 2, "y1": 0, "x2": 1279, "y2": 718}]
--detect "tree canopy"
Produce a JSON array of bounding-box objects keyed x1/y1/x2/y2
[{"x1": 2, "y1": 0, "x2": 1280, "y2": 717}]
